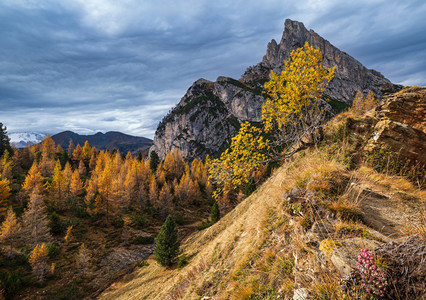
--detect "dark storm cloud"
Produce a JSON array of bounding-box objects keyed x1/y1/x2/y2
[{"x1": 0, "y1": 0, "x2": 425, "y2": 137}]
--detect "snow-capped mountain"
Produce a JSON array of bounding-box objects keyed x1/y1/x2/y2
[{"x1": 9, "y1": 132, "x2": 46, "y2": 148}]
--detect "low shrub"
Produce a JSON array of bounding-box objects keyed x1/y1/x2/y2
[
  {"x1": 47, "y1": 243, "x2": 61, "y2": 258},
  {"x1": 177, "y1": 254, "x2": 188, "y2": 269},
  {"x1": 357, "y1": 248, "x2": 388, "y2": 298},
  {"x1": 133, "y1": 236, "x2": 154, "y2": 245}
]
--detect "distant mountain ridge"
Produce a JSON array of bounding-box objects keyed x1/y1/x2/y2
[
  {"x1": 51, "y1": 131, "x2": 152, "y2": 154},
  {"x1": 9, "y1": 132, "x2": 46, "y2": 148}
]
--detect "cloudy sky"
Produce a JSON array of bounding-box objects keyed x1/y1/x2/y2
[{"x1": 1, "y1": 0, "x2": 425, "y2": 138}]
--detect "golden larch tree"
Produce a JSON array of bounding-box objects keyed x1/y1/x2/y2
[
  {"x1": 77, "y1": 243, "x2": 90, "y2": 277},
  {"x1": 81, "y1": 141, "x2": 92, "y2": 161},
  {"x1": 0, "y1": 150, "x2": 13, "y2": 180},
  {"x1": 49, "y1": 160, "x2": 68, "y2": 209},
  {"x1": 72, "y1": 144, "x2": 83, "y2": 162},
  {"x1": 70, "y1": 169, "x2": 84, "y2": 199},
  {"x1": 0, "y1": 207, "x2": 21, "y2": 256},
  {"x1": 22, "y1": 162, "x2": 44, "y2": 196},
  {"x1": 22, "y1": 188, "x2": 52, "y2": 245},
  {"x1": 39, "y1": 136, "x2": 56, "y2": 176},
  {"x1": 158, "y1": 182, "x2": 173, "y2": 218},
  {"x1": 0, "y1": 178, "x2": 11, "y2": 218},
  {"x1": 163, "y1": 148, "x2": 185, "y2": 181},
  {"x1": 29, "y1": 243, "x2": 49, "y2": 283}
]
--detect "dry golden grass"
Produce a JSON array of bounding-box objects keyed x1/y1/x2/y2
[
  {"x1": 359, "y1": 166, "x2": 425, "y2": 195},
  {"x1": 101, "y1": 158, "x2": 289, "y2": 299},
  {"x1": 100, "y1": 143, "x2": 423, "y2": 299}
]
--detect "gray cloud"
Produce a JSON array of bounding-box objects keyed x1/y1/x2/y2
[{"x1": 0, "y1": 0, "x2": 425, "y2": 138}]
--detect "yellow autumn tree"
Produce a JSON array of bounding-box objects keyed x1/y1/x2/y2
[
  {"x1": 39, "y1": 136, "x2": 56, "y2": 177},
  {"x1": 209, "y1": 42, "x2": 335, "y2": 201},
  {"x1": 163, "y1": 148, "x2": 185, "y2": 181},
  {"x1": 70, "y1": 169, "x2": 84, "y2": 199},
  {"x1": 22, "y1": 162, "x2": 44, "y2": 196},
  {"x1": 72, "y1": 144, "x2": 83, "y2": 162},
  {"x1": 0, "y1": 178, "x2": 11, "y2": 218},
  {"x1": 0, "y1": 207, "x2": 21, "y2": 256},
  {"x1": 0, "y1": 150, "x2": 13, "y2": 180},
  {"x1": 351, "y1": 90, "x2": 378, "y2": 115},
  {"x1": 208, "y1": 122, "x2": 270, "y2": 200},
  {"x1": 49, "y1": 160, "x2": 68, "y2": 209},
  {"x1": 81, "y1": 140, "x2": 92, "y2": 161},
  {"x1": 29, "y1": 243, "x2": 49, "y2": 282}
]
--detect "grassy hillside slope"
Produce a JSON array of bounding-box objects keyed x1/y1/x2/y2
[{"x1": 101, "y1": 87, "x2": 425, "y2": 299}]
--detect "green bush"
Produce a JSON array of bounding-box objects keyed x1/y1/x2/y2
[
  {"x1": 130, "y1": 214, "x2": 148, "y2": 229},
  {"x1": 49, "y1": 212, "x2": 64, "y2": 235},
  {"x1": 47, "y1": 243, "x2": 61, "y2": 258},
  {"x1": 0, "y1": 270, "x2": 27, "y2": 299},
  {"x1": 136, "y1": 261, "x2": 149, "y2": 267},
  {"x1": 112, "y1": 214, "x2": 124, "y2": 228},
  {"x1": 197, "y1": 222, "x2": 212, "y2": 231},
  {"x1": 133, "y1": 236, "x2": 155, "y2": 245},
  {"x1": 177, "y1": 254, "x2": 188, "y2": 269}
]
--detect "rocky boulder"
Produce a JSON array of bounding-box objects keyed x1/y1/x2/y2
[{"x1": 364, "y1": 86, "x2": 426, "y2": 170}]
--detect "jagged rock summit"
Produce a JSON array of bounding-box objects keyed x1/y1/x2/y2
[
  {"x1": 243, "y1": 19, "x2": 396, "y2": 103},
  {"x1": 151, "y1": 19, "x2": 398, "y2": 160}
]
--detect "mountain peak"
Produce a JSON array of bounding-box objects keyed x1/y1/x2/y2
[{"x1": 152, "y1": 19, "x2": 400, "y2": 160}]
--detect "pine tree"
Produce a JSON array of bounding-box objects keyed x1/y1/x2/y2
[
  {"x1": 0, "y1": 207, "x2": 21, "y2": 256},
  {"x1": 49, "y1": 212, "x2": 63, "y2": 235},
  {"x1": 0, "y1": 123, "x2": 12, "y2": 157},
  {"x1": 210, "y1": 201, "x2": 220, "y2": 224},
  {"x1": 149, "y1": 150, "x2": 160, "y2": 172},
  {"x1": 22, "y1": 188, "x2": 52, "y2": 245},
  {"x1": 154, "y1": 215, "x2": 179, "y2": 267},
  {"x1": 29, "y1": 243, "x2": 49, "y2": 283}
]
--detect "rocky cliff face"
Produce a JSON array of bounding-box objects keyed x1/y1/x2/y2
[
  {"x1": 151, "y1": 19, "x2": 399, "y2": 160},
  {"x1": 152, "y1": 77, "x2": 264, "y2": 159}
]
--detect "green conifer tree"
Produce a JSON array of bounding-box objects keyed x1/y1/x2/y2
[
  {"x1": 149, "y1": 151, "x2": 160, "y2": 172},
  {"x1": 210, "y1": 201, "x2": 220, "y2": 224},
  {"x1": 154, "y1": 215, "x2": 179, "y2": 267},
  {"x1": 0, "y1": 123, "x2": 12, "y2": 157}
]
